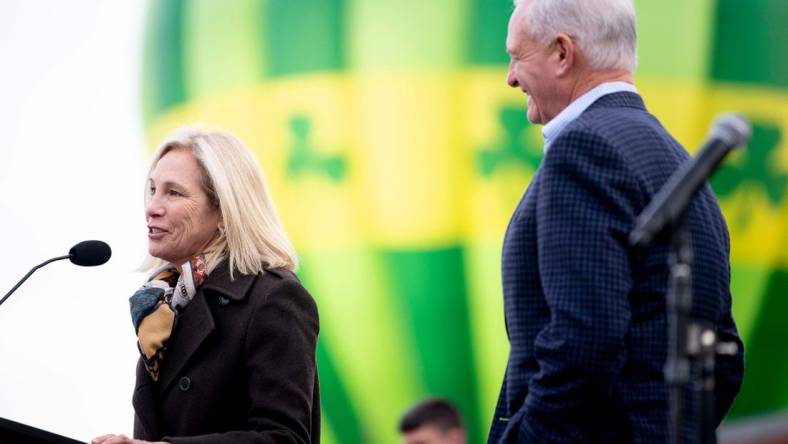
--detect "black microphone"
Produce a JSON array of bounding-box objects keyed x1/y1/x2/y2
[
  {"x1": 1, "y1": 240, "x2": 112, "y2": 307},
  {"x1": 629, "y1": 114, "x2": 751, "y2": 247},
  {"x1": 69, "y1": 240, "x2": 112, "y2": 266}
]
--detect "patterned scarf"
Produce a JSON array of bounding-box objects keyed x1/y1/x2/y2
[{"x1": 129, "y1": 254, "x2": 208, "y2": 381}]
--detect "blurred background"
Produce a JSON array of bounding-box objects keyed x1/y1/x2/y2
[{"x1": 0, "y1": 1, "x2": 786, "y2": 443}]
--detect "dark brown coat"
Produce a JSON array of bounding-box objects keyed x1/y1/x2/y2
[{"x1": 132, "y1": 262, "x2": 320, "y2": 443}]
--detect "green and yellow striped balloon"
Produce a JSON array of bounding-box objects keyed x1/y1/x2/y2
[{"x1": 141, "y1": 1, "x2": 788, "y2": 442}]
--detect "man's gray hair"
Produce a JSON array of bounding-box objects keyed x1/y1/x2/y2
[{"x1": 514, "y1": 0, "x2": 637, "y2": 72}]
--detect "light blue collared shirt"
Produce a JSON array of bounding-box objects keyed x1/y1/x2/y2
[{"x1": 541, "y1": 81, "x2": 638, "y2": 151}]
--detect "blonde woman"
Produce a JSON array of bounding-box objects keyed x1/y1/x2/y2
[{"x1": 93, "y1": 128, "x2": 320, "y2": 444}]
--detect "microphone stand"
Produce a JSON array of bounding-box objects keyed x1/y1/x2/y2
[
  {"x1": 664, "y1": 214, "x2": 736, "y2": 444},
  {"x1": 664, "y1": 217, "x2": 692, "y2": 444},
  {"x1": 0, "y1": 255, "x2": 69, "y2": 306}
]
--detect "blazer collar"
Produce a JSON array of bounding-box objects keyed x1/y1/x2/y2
[{"x1": 587, "y1": 91, "x2": 647, "y2": 112}]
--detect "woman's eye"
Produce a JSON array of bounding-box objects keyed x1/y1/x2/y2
[
  {"x1": 148, "y1": 186, "x2": 156, "y2": 195},
  {"x1": 168, "y1": 189, "x2": 182, "y2": 197}
]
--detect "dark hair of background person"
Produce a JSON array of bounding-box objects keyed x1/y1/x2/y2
[{"x1": 399, "y1": 398, "x2": 465, "y2": 434}]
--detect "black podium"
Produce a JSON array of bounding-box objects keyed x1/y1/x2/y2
[{"x1": 0, "y1": 417, "x2": 86, "y2": 444}]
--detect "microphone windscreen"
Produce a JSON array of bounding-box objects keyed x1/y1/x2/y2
[
  {"x1": 712, "y1": 113, "x2": 751, "y2": 148},
  {"x1": 69, "y1": 240, "x2": 112, "y2": 266}
]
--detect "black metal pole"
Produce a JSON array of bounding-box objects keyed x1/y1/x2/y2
[
  {"x1": 665, "y1": 221, "x2": 693, "y2": 444},
  {"x1": 698, "y1": 327, "x2": 718, "y2": 444}
]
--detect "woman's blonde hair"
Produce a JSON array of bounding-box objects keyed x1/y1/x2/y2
[{"x1": 144, "y1": 127, "x2": 298, "y2": 277}]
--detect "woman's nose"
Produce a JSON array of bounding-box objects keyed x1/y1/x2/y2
[{"x1": 145, "y1": 195, "x2": 164, "y2": 220}]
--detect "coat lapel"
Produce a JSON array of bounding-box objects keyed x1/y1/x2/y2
[
  {"x1": 201, "y1": 262, "x2": 258, "y2": 302},
  {"x1": 132, "y1": 359, "x2": 160, "y2": 439},
  {"x1": 152, "y1": 261, "x2": 257, "y2": 396},
  {"x1": 157, "y1": 289, "x2": 216, "y2": 396}
]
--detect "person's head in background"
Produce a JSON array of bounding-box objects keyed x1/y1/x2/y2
[{"x1": 399, "y1": 398, "x2": 466, "y2": 444}]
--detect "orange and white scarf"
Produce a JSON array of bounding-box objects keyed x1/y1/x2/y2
[{"x1": 129, "y1": 255, "x2": 208, "y2": 381}]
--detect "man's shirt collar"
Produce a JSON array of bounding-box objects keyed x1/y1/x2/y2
[{"x1": 542, "y1": 81, "x2": 638, "y2": 151}]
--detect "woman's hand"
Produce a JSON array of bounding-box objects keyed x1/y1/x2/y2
[{"x1": 91, "y1": 434, "x2": 167, "y2": 444}]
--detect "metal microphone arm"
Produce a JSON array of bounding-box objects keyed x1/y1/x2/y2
[{"x1": 0, "y1": 255, "x2": 70, "y2": 307}]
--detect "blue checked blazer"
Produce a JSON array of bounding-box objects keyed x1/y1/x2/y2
[{"x1": 487, "y1": 92, "x2": 744, "y2": 443}]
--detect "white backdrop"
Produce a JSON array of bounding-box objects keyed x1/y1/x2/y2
[{"x1": 0, "y1": 2, "x2": 149, "y2": 441}]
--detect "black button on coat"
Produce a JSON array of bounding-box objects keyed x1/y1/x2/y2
[{"x1": 132, "y1": 261, "x2": 320, "y2": 443}]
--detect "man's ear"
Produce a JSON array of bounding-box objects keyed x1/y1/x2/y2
[{"x1": 554, "y1": 33, "x2": 575, "y2": 76}]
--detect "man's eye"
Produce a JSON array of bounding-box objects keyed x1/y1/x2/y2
[{"x1": 149, "y1": 186, "x2": 156, "y2": 195}]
